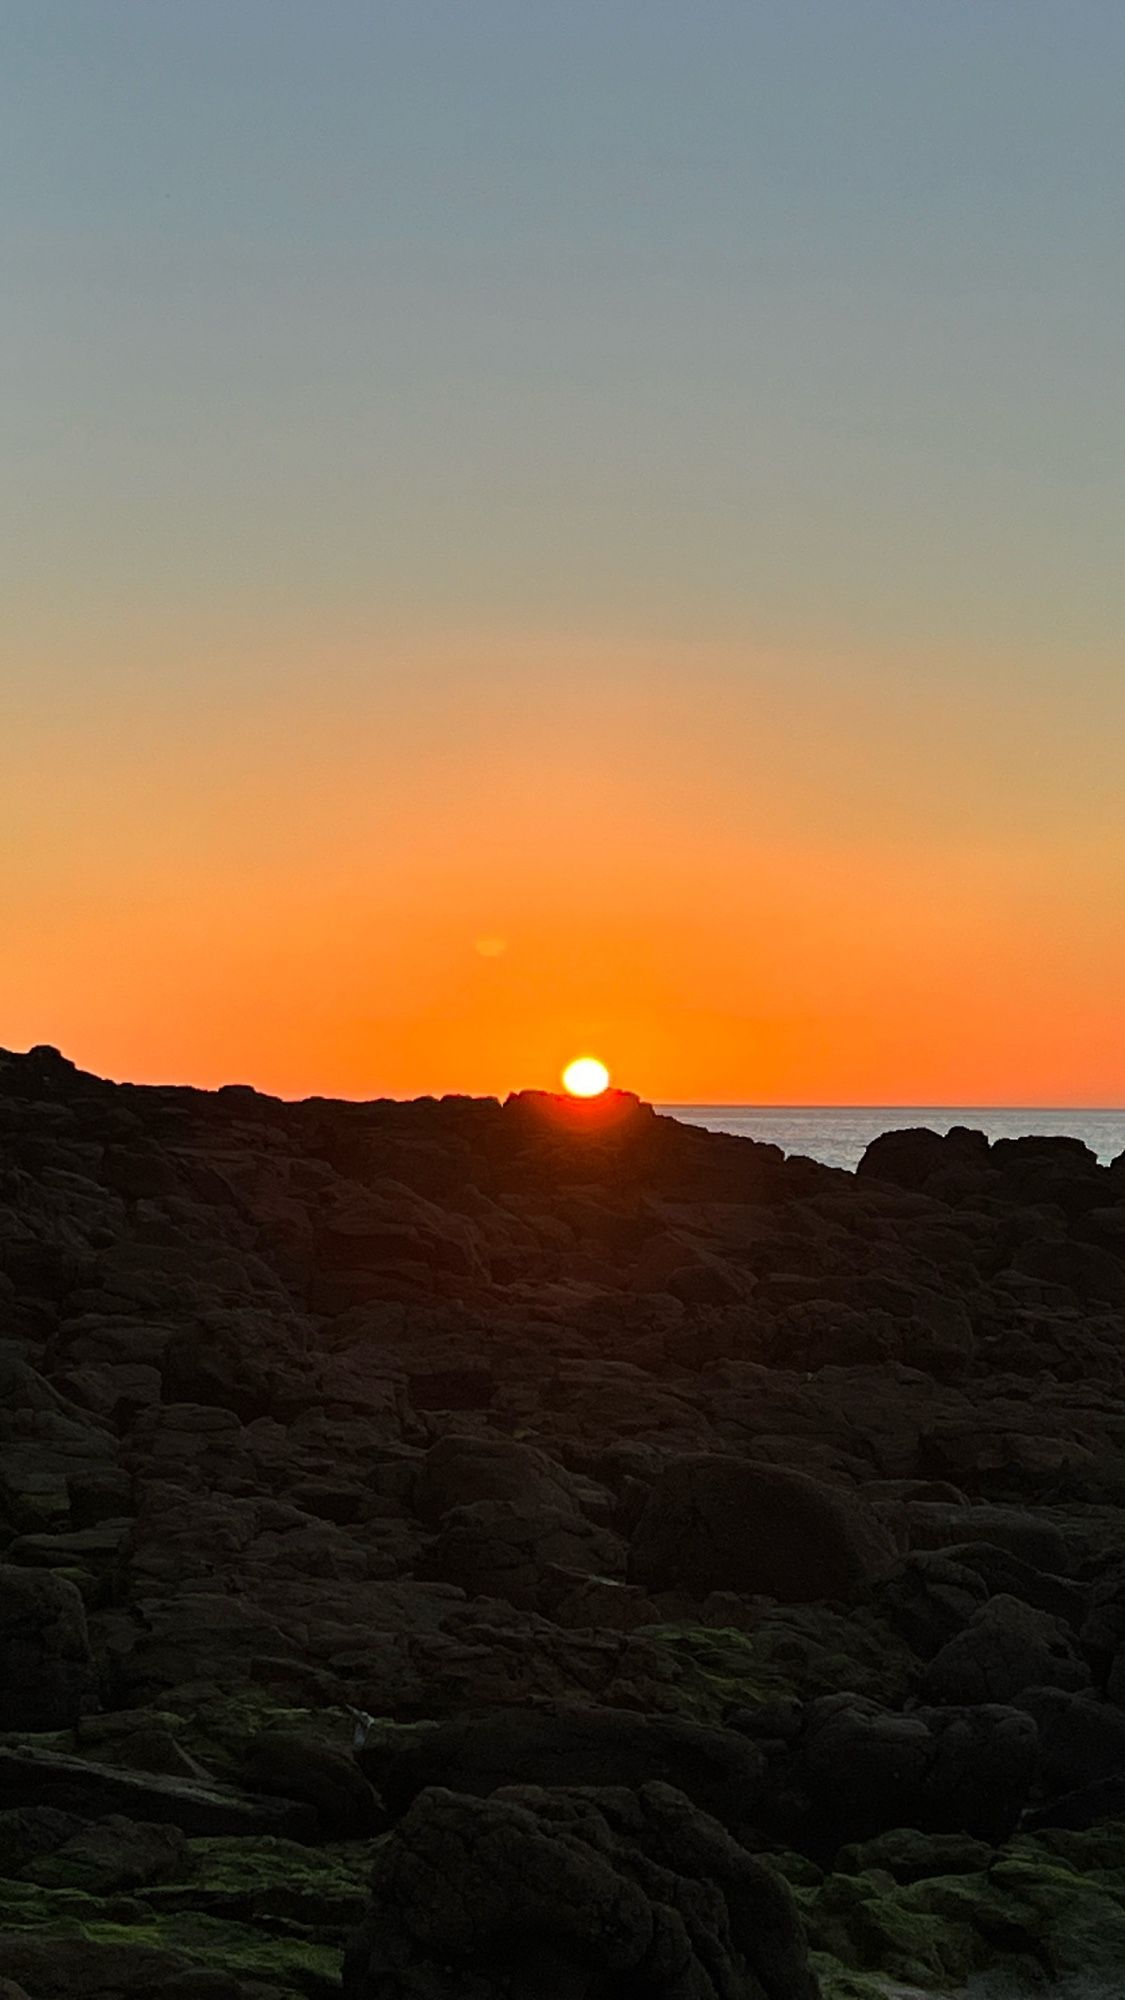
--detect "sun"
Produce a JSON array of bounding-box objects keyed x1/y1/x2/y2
[{"x1": 562, "y1": 1056, "x2": 610, "y2": 1098}]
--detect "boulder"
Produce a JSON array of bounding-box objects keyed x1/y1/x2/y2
[
  {"x1": 783, "y1": 1693, "x2": 1037, "y2": 1854},
  {"x1": 0, "y1": 1745, "x2": 316, "y2": 1839},
  {"x1": 417, "y1": 1500, "x2": 623, "y2": 1608},
  {"x1": 628, "y1": 1454, "x2": 894, "y2": 1603},
  {"x1": 866, "y1": 1551, "x2": 989, "y2": 1659},
  {"x1": 19, "y1": 1812, "x2": 187, "y2": 1891},
  {"x1": 362, "y1": 1705, "x2": 766, "y2": 1841},
  {"x1": 412, "y1": 1434, "x2": 601, "y2": 1525},
  {"x1": 241, "y1": 1728, "x2": 386, "y2": 1837},
  {"x1": 1010, "y1": 1236, "x2": 1125, "y2": 1306},
  {"x1": 858, "y1": 1125, "x2": 989, "y2": 1190},
  {"x1": 920, "y1": 1595, "x2": 1090, "y2": 1705},
  {"x1": 1016, "y1": 1686, "x2": 1125, "y2": 1794},
  {"x1": 0, "y1": 1806, "x2": 86, "y2": 1875},
  {"x1": 342, "y1": 1780, "x2": 819, "y2": 2000},
  {"x1": 835, "y1": 1827, "x2": 993, "y2": 1882},
  {"x1": 0, "y1": 1566, "x2": 97, "y2": 1729},
  {"x1": 1026, "y1": 1775, "x2": 1125, "y2": 1833},
  {"x1": 903, "y1": 1504, "x2": 1070, "y2": 1574}
]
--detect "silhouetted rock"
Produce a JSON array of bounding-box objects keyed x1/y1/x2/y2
[
  {"x1": 364, "y1": 1705, "x2": 767, "y2": 1840},
  {"x1": 627, "y1": 1454, "x2": 895, "y2": 1602},
  {"x1": 3, "y1": 1044, "x2": 1125, "y2": 1995},
  {"x1": 782, "y1": 1694, "x2": 1037, "y2": 1853},
  {"x1": 0, "y1": 1568, "x2": 97, "y2": 1729},
  {"x1": 342, "y1": 1781, "x2": 819, "y2": 2000},
  {"x1": 857, "y1": 1124, "x2": 990, "y2": 1189}
]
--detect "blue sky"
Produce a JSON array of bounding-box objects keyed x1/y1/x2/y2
[{"x1": 5, "y1": 0, "x2": 1124, "y2": 652}]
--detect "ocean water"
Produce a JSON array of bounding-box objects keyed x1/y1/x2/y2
[{"x1": 661, "y1": 1106, "x2": 1125, "y2": 1173}]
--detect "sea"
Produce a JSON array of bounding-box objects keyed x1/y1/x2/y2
[{"x1": 660, "y1": 1106, "x2": 1125, "y2": 1173}]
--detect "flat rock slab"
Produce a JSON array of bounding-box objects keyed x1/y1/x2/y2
[{"x1": 0, "y1": 1745, "x2": 316, "y2": 1840}]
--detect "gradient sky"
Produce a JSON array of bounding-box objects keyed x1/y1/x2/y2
[{"x1": 3, "y1": 1, "x2": 1123, "y2": 1103}]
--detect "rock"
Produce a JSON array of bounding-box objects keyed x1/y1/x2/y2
[
  {"x1": 412, "y1": 1434, "x2": 602, "y2": 1525},
  {"x1": 342, "y1": 1780, "x2": 819, "y2": 2000},
  {"x1": 1011, "y1": 1236, "x2": 1125, "y2": 1305},
  {"x1": 940, "y1": 1541, "x2": 1084, "y2": 1624},
  {"x1": 417, "y1": 1500, "x2": 623, "y2": 1609},
  {"x1": 857, "y1": 1125, "x2": 989, "y2": 1190},
  {"x1": 241, "y1": 1729, "x2": 386, "y2": 1836},
  {"x1": 0, "y1": 1806, "x2": 86, "y2": 1875},
  {"x1": 0, "y1": 1566, "x2": 97, "y2": 1729},
  {"x1": 7, "y1": 1051, "x2": 1125, "y2": 1995},
  {"x1": 1026, "y1": 1775, "x2": 1125, "y2": 1832},
  {"x1": 783, "y1": 1694, "x2": 1038, "y2": 1853},
  {"x1": 0, "y1": 1746, "x2": 316, "y2": 1839},
  {"x1": 19, "y1": 1812, "x2": 187, "y2": 1891},
  {"x1": 836, "y1": 1827, "x2": 993, "y2": 1882},
  {"x1": 1016, "y1": 1686, "x2": 1125, "y2": 1793},
  {"x1": 629, "y1": 1232, "x2": 749, "y2": 1304},
  {"x1": 0, "y1": 1937, "x2": 255, "y2": 1999},
  {"x1": 866, "y1": 1551, "x2": 989, "y2": 1658},
  {"x1": 902, "y1": 1503, "x2": 1070, "y2": 1574},
  {"x1": 1081, "y1": 1558, "x2": 1125, "y2": 1666},
  {"x1": 628, "y1": 1454, "x2": 895, "y2": 1602},
  {"x1": 362, "y1": 1705, "x2": 767, "y2": 1841},
  {"x1": 920, "y1": 1595, "x2": 1090, "y2": 1705}
]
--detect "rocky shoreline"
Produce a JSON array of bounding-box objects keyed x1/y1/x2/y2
[{"x1": 3, "y1": 1044, "x2": 1125, "y2": 1996}]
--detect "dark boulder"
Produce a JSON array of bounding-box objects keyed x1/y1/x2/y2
[
  {"x1": 241, "y1": 1728, "x2": 386, "y2": 1837},
  {"x1": 417, "y1": 1499, "x2": 623, "y2": 1609},
  {"x1": 857, "y1": 1125, "x2": 989, "y2": 1190},
  {"x1": 0, "y1": 1567, "x2": 97, "y2": 1730},
  {"x1": 1026, "y1": 1775, "x2": 1125, "y2": 1833},
  {"x1": 19, "y1": 1811, "x2": 187, "y2": 1892},
  {"x1": 362, "y1": 1705, "x2": 766, "y2": 1842},
  {"x1": 412, "y1": 1433, "x2": 605, "y2": 1525},
  {"x1": 0, "y1": 1745, "x2": 316, "y2": 1839},
  {"x1": 1016, "y1": 1686, "x2": 1125, "y2": 1794},
  {"x1": 628, "y1": 1454, "x2": 894, "y2": 1603},
  {"x1": 342, "y1": 1780, "x2": 819, "y2": 2000},
  {"x1": 1010, "y1": 1236, "x2": 1125, "y2": 1306},
  {"x1": 903, "y1": 1504, "x2": 1070, "y2": 1575},
  {"x1": 780, "y1": 1693, "x2": 1037, "y2": 1854},
  {"x1": 866, "y1": 1550, "x2": 989, "y2": 1659},
  {"x1": 836, "y1": 1826, "x2": 993, "y2": 1882},
  {"x1": 920, "y1": 1595, "x2": 1090, "y2": 1705}
]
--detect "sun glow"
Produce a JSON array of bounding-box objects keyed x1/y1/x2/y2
[{"x1": 562, "y1": 1056, "x2": 610, "y2": 1097}]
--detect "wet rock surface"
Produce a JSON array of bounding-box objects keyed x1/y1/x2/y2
[{"x1": 3, "y1": 1048, "x2": 1125, "y2": 1993}]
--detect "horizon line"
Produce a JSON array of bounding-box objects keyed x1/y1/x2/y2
[{"x1": 660, "y1": 1102, "x2": 1125, "y2": 1113}]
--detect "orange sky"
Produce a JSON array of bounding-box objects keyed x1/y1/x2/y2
[
  {"x1": 5, "y1": 624, "x2": 1122, "y2": 1105},
  {"x1": 7, "y1": 9, "x2": 1125, "y2": 1107}
]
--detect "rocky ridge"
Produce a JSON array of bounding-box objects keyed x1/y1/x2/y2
[{"x1": 3, "y1": 1045, "x2": 1125, "y2": 1995}]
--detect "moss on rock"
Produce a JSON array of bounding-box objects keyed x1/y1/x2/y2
[
  {"x1": 795, "y1": 1822, "x2": 1125, "y2": 1996},
  {"x1": 641, "y1": 1608, "x2": 917, "y2": 1717}
]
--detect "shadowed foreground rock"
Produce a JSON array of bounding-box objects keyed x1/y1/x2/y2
[
  {"x1": 4, "y1": 1047, "x2": 1125, "y2": 1996},
  {"x1": 0, "y1": 1569, "x2": 97, "y2": 1730},
  {"x1": 627, "y1": 1455, "x2": 895, "y2": 1602},
  {"x1": 342, "y1": 1781, "x2": 819, "y2": 2000}
]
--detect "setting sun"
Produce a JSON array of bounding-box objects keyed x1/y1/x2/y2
[{"x1": 561, "y1": 1056, "x2": 610, "y2": 1098}]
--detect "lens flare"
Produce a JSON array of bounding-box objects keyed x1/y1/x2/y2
[{"x1": 562, "y1": 1056, "x2": 610, "y2": 1097}]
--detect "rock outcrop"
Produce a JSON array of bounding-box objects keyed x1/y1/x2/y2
[{"x1": 3, "y1": 1050, "x2": 1125, "y2": 1995}]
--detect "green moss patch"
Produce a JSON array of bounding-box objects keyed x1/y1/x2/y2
[
  {"x1": 640, "y1": 1607, "x2": 917, "y2": 1717},
  {"x1": 794, "y1": 1825, "x2": 1125, "y2": 1994},
  {"x1": 0, "y1": 1879, "x2": 340, "y2": 1997},
  {"x1": 0, "y1": 1838, "x2": 368, "y2": 1997},
  {"x1": 149, "y1": 1834, "x2": 374, "y2": 1930}
]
